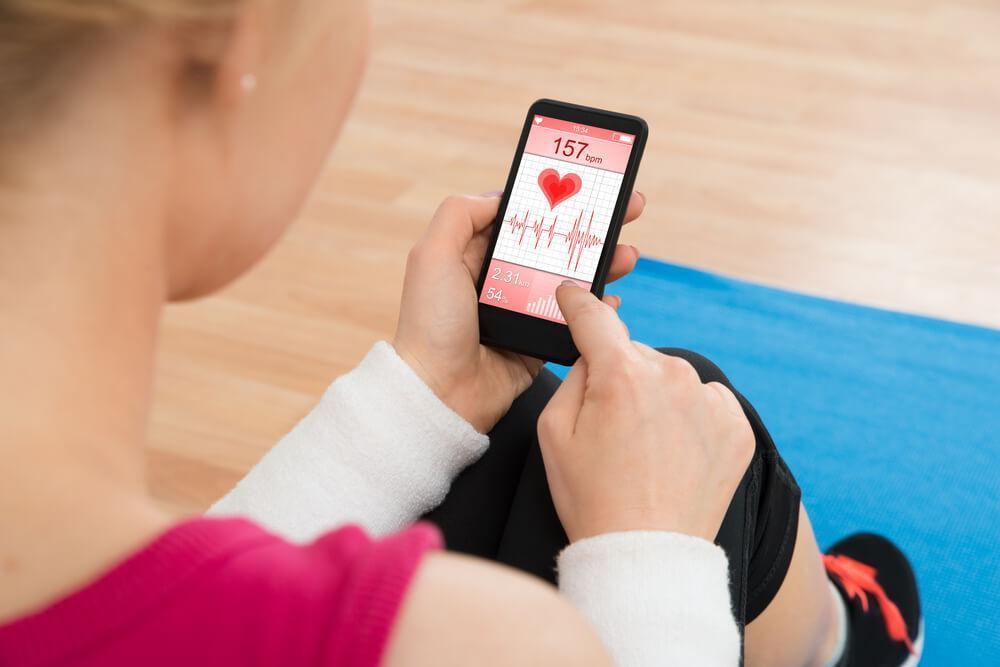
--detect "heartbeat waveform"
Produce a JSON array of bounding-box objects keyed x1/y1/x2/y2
[{"x1": 505, "y1": 209, "x2": 604, "y2": 271}]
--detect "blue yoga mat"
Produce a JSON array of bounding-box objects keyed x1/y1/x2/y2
[{"x1": 550, "y1": 258, "x2": 1000, "y2": 664}]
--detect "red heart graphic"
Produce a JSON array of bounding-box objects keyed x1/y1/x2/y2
[{"x1": 537, "y1": 169, "x2": 582, "y2": 209}]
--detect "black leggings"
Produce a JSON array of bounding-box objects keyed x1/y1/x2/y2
[{"x1": 423, "y1": 348, "x2": 801, "y2": 635}]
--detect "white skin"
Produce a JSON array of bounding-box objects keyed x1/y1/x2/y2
[{"x1": 0, "y1": 0, "x2": 838, "y2": 665}]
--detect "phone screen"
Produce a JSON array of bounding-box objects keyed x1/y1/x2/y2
[{"x1": 479, "y1": 115, "x2": 636, "y2": 323}]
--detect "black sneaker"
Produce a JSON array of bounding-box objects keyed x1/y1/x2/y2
[{"x1": 824, "y1": 533, "x2": 923, "y2": 667}]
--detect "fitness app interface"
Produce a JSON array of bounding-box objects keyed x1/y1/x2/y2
[{"x1": 480, "y1": 115, "x2": 635, "y2": 323}]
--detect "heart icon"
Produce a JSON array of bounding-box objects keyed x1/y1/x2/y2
[{"x1": 537, "y1": 169, "x2": 582, "y2": 209}]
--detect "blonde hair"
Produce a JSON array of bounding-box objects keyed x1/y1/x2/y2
[{"x1": 0, "y1": 0, "x2": 237, "y2": 138}]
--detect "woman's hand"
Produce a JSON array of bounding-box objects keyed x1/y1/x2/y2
[
  {"x1": 393, "y1": 191, "x2": 645, "y2": 433},
  {"x1": 537, "y1": 284, "x2": 755, "y2": 543}
]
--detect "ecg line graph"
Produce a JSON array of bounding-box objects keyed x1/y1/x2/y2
[{"x1": 504, "y1": 209, "x2": 604, "y2": 271}]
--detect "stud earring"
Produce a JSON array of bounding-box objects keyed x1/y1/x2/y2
[{"x1": 240, "y1": 73, "x2": 257, "y2": 93}]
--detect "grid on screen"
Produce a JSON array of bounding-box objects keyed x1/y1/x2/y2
[{"x1": 493, "y1": 152, "x2": 625, "y2": 282}]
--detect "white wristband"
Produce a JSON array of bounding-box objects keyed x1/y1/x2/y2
[{"x1": 558, "y1": 531, "x2": 741, "y2": 666}]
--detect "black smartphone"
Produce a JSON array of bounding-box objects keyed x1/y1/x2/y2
[{"x1": 476, "y1": 99, "x2": 648, "y2": 365}]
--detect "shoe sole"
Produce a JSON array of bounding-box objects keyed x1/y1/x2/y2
[{"x1": 899, "y1": 619, "x2": 925, "y2": 667}]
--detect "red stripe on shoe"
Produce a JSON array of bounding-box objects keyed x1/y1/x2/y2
[{"x1": 823, "y1": 553, "x2": 916, "y2": 655}]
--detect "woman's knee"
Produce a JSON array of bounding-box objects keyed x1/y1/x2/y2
[{"x1": 655, "y1": 347, "x2": 733, "y2": 389}]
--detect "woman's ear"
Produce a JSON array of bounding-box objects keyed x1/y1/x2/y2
[
  {"x1": 170, "y1": 4, "x2": 262, "y2": 111},
  {"x1": 215, "y1": 6, "x2": 262, "y2": 108}
]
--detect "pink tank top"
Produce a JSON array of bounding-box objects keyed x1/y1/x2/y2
[{"x1": 0, "y1": 518, "x2": 440, "y2": 666}]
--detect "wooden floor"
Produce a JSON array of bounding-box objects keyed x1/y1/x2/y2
[{"x1": 150, "y1": 0, "x2": 1000, "y2": 513}]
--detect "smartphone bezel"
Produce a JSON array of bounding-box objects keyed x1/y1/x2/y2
[{"x1": 476, "y1": 98, "x2": 648, "y2": 365}]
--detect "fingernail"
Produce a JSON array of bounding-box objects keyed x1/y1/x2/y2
[
  {"x1": 630, "y1": 244, "x2": 640, "y2": 257},
  {"x1": 560, "y1": 280, "x2": 577, "y2": 287},
  {"x1": 479, "y1": 190, "x2": 503, "y2": 198},
  {"x1": 635, "y1": 190, "x2": 646, "y2": 205}
]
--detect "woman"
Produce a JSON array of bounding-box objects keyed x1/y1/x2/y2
[{"x1": 0, "y1": 0, "x2": 922, "y2": 665}]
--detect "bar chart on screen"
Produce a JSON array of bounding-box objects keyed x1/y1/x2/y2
[{"x1": 526, "y1": 294, "x2": 565, "y2": 322}]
